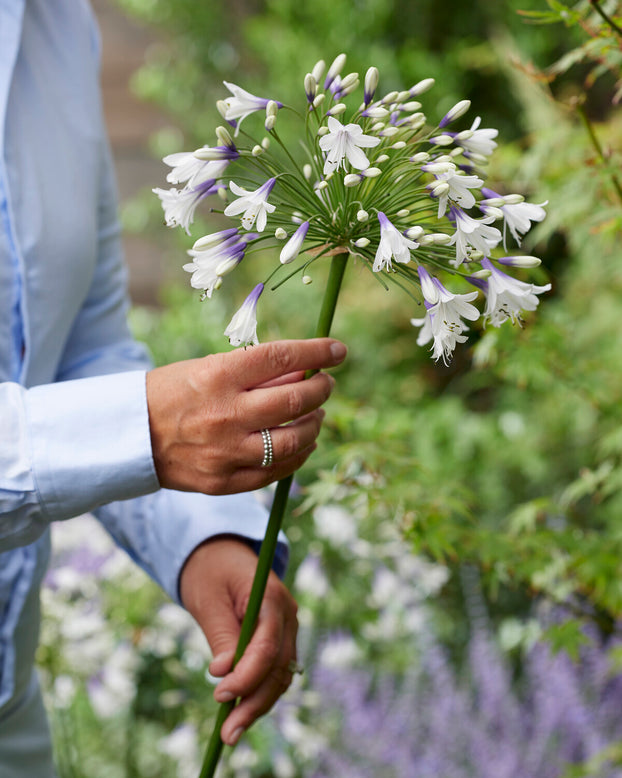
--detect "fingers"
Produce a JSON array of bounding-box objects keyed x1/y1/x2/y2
[
  {"x1": 214, "y1": 590, "x2": 299, "y2": 746},
  {"x1": 242, "y1": 371, "x2": 335, "y2": 430},
  {"x1": 218, "y1": 338, "x2": 347, "y2": 391}
]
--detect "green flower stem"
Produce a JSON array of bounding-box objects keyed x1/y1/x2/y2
[{"x1": 199, "y1": 251, "x2": 349, "y2": 778}]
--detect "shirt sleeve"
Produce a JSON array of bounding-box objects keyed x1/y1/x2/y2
[{"x1": 0, "y1": 80, "x2": 287, "y2": 596}]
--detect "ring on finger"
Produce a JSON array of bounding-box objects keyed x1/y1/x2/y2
[{"x1": 260, "y1": 428, "x2": 274, "y2": 468}]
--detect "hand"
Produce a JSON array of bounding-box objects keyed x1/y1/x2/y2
[
  {"x1": 146, "y1": 338, "x2": 346, "y2": 495},
  {"x1": 179, "y1": 536, "x2": 298, "y2": 746}
]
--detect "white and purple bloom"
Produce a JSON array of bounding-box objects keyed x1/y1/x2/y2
[
  {"x1": 448, "y1": 206, "x2": 502, "y2": 265},
  {"x1": 452, "y1": 116, "x2": 498, "y2": 157},
  {"x1": 319, "y1": 116, "x2": 380, "y2": 176},
  {"x1": 480, "y1": 188, "x2": 548, "y2": 248},
  {"x1": 471, "y1": 257, "x2": 551, "y2": 326},
  {"x1": 373, "y1": 212, "x2": 419, "y2": 272},
  {"x1": 280, "y1": 221, "x2": 310, "y2": 264},
  {"x1": 363, "y1": 66, "x2": 379, "y2": 106},
  {"x1": 183, "y1": 229, "x2": 253, "y2": 297},
  {"x1": 224, "y1": 178, "x2": 277, "y2": 231},
  {"x1": 152, "y1": 178, "x2": 222, "y2": 235},
  {"x1": 439, "y1": 99, "x2": 471, "y2": 129},
  {"x1": 224, "y1": 283, "x2": 264, "y2": 346},
  {"x1": 423, "y1": 161, "x2": 483, "y2": 218},
  {"x1": 411, "y1": 266, "x2": 480, "y2": 364},
  {"x1": 219, "y1": 81, "x2": 282, "y2": 136},
  {"x1": 161, "y1": 151, "x2": 225, "y2": 187}
]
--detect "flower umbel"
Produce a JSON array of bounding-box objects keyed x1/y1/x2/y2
[{"x1": 155, "y1": 52, "x2": 549, "y2": 354}]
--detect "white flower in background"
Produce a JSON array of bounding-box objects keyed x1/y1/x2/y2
[
  {"x1": 224, "y1": 178, "x2": 276, "y2": 231},
  {"x1": 480, "y1": 187, "x2": 548, "y2": 247},
  {"x1": 313, "y1": 505, "x2": 358, "y2": 547},
  {"x1": 224, "y1": 283, "x2": 264, "y2": 346},
  {"x1": 373, "y1": 211, "x2": 419, "y2": 271},
  {"x1": 411, "y1": 266, "x2": 480, "y2": 364},
  {"x1": 448, "y1": 205, "x2": 502, "y2": 265},
  {"x1": 319, "y1": 116, "x2": 380, "y2": 175},
  {"x1": 472, "y1": 257, "x2": 552, "y2": 326},
  {"x1": 318, "y1": 634, "x2": 363, "y2": 668},
  {"x1": 294, "y1": 554, "x2": 329, "y2": 598},
  {"x1": 158, "y1": 724, "x2": 201, "y2": 778},
  {"x1": 88, "y1": 643, "x2": 139, "y2": 719},
  {"x1": 219, "y1": 81, "x2": 282, "y2": 135}
]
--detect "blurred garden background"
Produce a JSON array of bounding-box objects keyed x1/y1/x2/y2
[{"x1": 40, "y1": 1, "x2": 622, "y2": 776}]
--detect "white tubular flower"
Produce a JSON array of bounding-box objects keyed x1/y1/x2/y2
[
  {"x1": 411, "y1": 266, "x2": 480, "y2": 364},
  {"x1": 423, "y1": 161, "x2": 483, "y2": 218},
  {"x1": 453, "y1": 116, "x2": 498, "y2": 157},
  {"x1": 183, "y1": 230, "x2": 251, "y2": 297},
  {"x1": 448, "y1": 206, "x2": 502, "y2": 266},
  {"x1": 318, "y1": 116, "x2": 381, "y2": 176},
  {"x1": 220, "y1": 81, "x2": 282, "y2": 136},
  {"x1": 280, "y1": 221, "x2": 309, "y2": 264},
  {"x1": 224, "y1": 283, "x2": 264, "y2": 347},
  {"x1": 473, "y1": 258, "x2": 551, "y2": 327},
  {"x1": 162, "y1": 151, "x2": 217, "y2": 186},
  {"x1": 153, "y1": 179, "x2": 219, "y2": 235},
  {"x1": 481, "y1": 187, "x2": 547, "y2": 247},
  {"x1": 224, "y1": 178, "x2": 276, "y2": 231},
  {"x1": 373, "y1": 212, "x2": 419, "y2": 272},
  {"x1": 324, "y1": 53, "x2": 346, "y2": 90},
  {"x1": 364, "y1": 66, "x2": 379, "y2": 105}
]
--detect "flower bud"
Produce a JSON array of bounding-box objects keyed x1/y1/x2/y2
[
  {"x1": 392, "y1": 141, "x2": 406, "y2": 149},
  {"x1": 376, "y1": 154, "x2": 390, "y2": 163},
  {"x1": 480, "y1": 205, "x2": 504, "y2": 219},
  {"x1": 503, "y1": 194, "x2": 525, "y2": 205},
  {"x1": 215, "y1": 125, "x2": 234, "y2": 148},
  {"x1": 216, "y1": 99, "x2": 228, "y2": 118},
  {"x1": 439, "y1": 99, "x2": 471, "y2": 128},
  {"x1": 280, "y1": 221, "x2": 309, "y2": 264},
  {"x1": 371, "y1": 122, "x2": 385, "y2": 132},
  {"x1": 343, "y1": 173, "x2": 362, "y2": 187},
  {"x1": 402, "y1": 101, "x2": 422, "y2": 112},
  {"x1": 313, "y1": 93, "x2": 326, "y2": 108},
  {"x1": 410, "y1": 152, "x2": 430, "y2": 164},
  {"x1": 325, "y1": 53, "x2": 346, "y2": 88},
  {"x1": 261, "y1": 137, "x2": 271, "y2": 149},
  {"x1": 396, "y1": 209, "x2": 410, "y2": 218},
  {"x1": 498, "y1": 255, "x2": 542, "y2": 268},
  {"x1": 470, "y1": 268, "x2": 491, "y2": 279},
  {"x1": 317, "y1": 126, "x2": 329, "y2": 136},
  {"x1": 317, "y1": 180, "x2": 329, "y2": 190},
  {"x1": 381, "y1": 90, "x2": 399, "y2": 104},
  {"x1": 353, "y1": 237, "x2": 370, "y2": 248},
  {"x1": 429, "y1": 134, "x2": 454, "y2": 146},
  {"x1": 363, "y1": 106, "x2": 390, "y2": 119},
  {"x1": 275, "y1": 227, "x2": 288, "y2": 240},
  {"x1": 312, "y1": 59, "x2": 326, "y2": 83},
  {"x1": 302, "y1": 275, "x2": 313, "y2": 285},
  {"x1": 304, "y1": 73, "x2": 317, "y2": 102},
  {"x1": 328, "y1": 103, "x2": 347, "y2": 116},
  {"x1": 340, "y1": 73, "x2": 360, "y2": 95},
  {"x1": 405, "y1": 225, "x2": 424, "y2": 240},
  {"x1": 252, "y1": 145, "x2": 263, "y2": 156},
  {"x1": 364, "y1": 66, "x2": 379, "y2": 105},
  {"x1": 265, "y1": 114, "x2": 277, "y2": 131},
  {"x1": 380, "y1": 126, "x2": 399, "y2": 137},
  {"x1": 303, "y1": 164, "x2": 313, "y2": 180},
  {"x1": 362, "y1": 167, "x2": 381, "y2": 178},
  {"x1": 410, "y1": 78, "x2": 435, "y2": 96},
  {"x1": 357, "y1": 209, "x2": 369, "y2": 222}
]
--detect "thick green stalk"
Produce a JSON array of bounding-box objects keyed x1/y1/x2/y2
[{"x1": 199, "y1": 251, "x2": 349, "y2": 778}]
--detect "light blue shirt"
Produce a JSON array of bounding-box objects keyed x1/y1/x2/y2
[{"x1": 0, "y1": 1, "x2": 284, "y2": 772}]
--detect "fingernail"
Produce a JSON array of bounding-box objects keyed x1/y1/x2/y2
[
  {"x1": 229, "y1": 727, "x2": 245, "y2": 746},
  {"x1": 216, "y1": 690, "x2": 235, "y2": 703},
  {"x1": 330, "y1": 342, "x2": 347, "y2": 362}
]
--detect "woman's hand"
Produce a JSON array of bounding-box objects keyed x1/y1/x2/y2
[
  {"x1": 146, "y1": 338, "x2": 346, "y2": 495},
  {"x1": 179, "y1": 537, "x2": 299, "y2": 746}
]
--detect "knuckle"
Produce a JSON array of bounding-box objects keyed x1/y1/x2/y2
[
  {"x1": 280, "y1": 428, "x2": 299, "y2": 460},
  {"x1": 253, "y1": 637, "x2": 280, "y2": 665},
  {"x1": 266, "y1": 342, "x2": 293, "y2": 374},
  {"x1": 286, "y1": 388, "x2": 304, "y2": 419}
]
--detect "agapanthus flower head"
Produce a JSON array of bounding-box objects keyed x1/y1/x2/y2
[{"x1": 155, "y1": 56, "x2": 549, "y2": 361}]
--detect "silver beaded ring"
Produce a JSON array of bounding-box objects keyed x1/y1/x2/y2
[{"x1": 260, "y1": 428, "x2": 274, "y2": 468}]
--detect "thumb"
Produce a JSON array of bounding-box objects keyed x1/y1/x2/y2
[{"x1": 202, "y1": 600, "x2": 242, "y2": 678}]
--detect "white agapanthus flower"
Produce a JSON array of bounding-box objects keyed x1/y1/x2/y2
[
  {"x1": 373, "y1": 211, "x2": 419, "y2": 271},
  {"x1": 411, "y1": 266, "x2": 480, "y2": 364},
  {"x1": 318, "y1": 116, "x2": 380, "y2": 175},
  {"x1": 481, "y1": 188, "x2": 548, "y2": 247},
  {"x1": 152, "y1": 179, "x2": 219, "y2": 235},
  {"x1": 224, "y1": 283, "x2": 263, "y2": 346},
  {"x1": 424, "y1": 160, "x2": 484, "y2": 218},
  {"x1": 219, "y1": 81, "x2": 281, "y2": 135},
  {"x1": 224, "y1": 178, "x2": 276, "y2": 231},
  {"x1": 474, "y1": 258, "x2": 552, "y2": 326},
  {"x1": 448, "y1": 206, "x2": 502, "y2": 265},
  {"x1": 452, "y1": 116, "x2": 498, "y2": 157}
]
